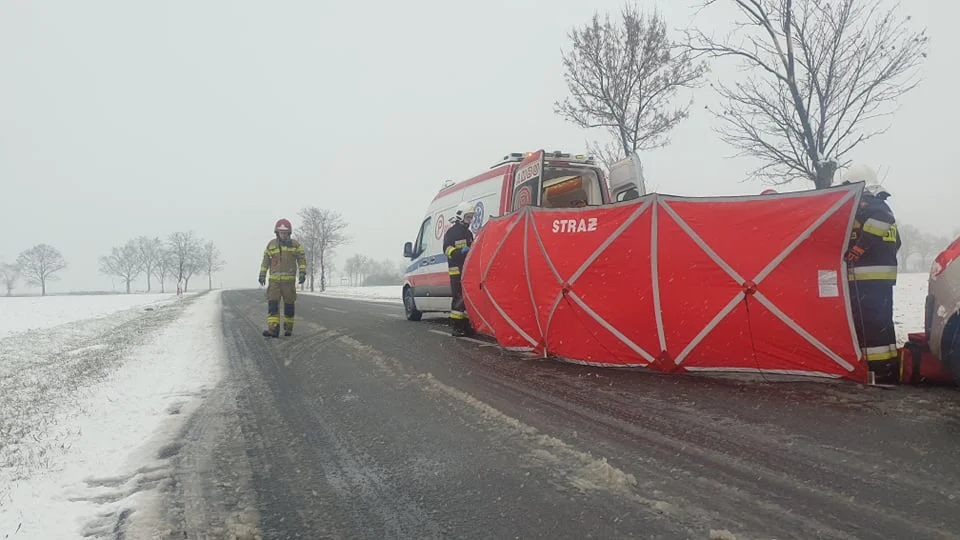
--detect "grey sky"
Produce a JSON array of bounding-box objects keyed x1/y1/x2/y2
[{"x1": 1, "y1": 0, "x2": 954, "y2": 293}]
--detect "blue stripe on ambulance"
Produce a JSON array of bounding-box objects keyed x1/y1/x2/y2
[{"x1": 406, "y1": 253, "x2": 448, "y2": 274}]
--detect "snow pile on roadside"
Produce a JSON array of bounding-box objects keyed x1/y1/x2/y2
[
  {"x1": 0, "y1": 292, "x2": 194, "y2": 340},
  {"x1": 0, "y1": 291, "x2": 224, "y2": 539},
  {"x1": 305, "y1": 285, "x2": 402, "y2": 304}
]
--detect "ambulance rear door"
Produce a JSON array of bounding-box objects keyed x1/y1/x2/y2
[
  {"x1": 511, "y1": 150, "x2": 544, "y2": 211},
  {"x1": 607, "y1": 152, "x2": 646, "y2": 202}
]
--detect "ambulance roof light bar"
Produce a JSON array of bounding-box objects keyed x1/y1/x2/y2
[
  {"x1": 544, "y1": 150, "x2": 597, "y2": 165},
  {"x1": 491, "y1": 150, "x2": 596, "y2": 168},
  {"x1": 490, "y1": 152, "x2": 529, "y2": 168}
]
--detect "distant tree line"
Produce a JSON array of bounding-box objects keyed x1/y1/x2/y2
[
  {"x1": 0, "y1": 231, "x2": 225, "y2": 297},
  {"x1": 897, "y1": 225, "x2": 960, "y2": 272},
  {"x1": 97, "y1": 232, "x2": 224, "y2": 294},
  {"x1": 0, "y1": 205, "x2": 354, "y2": 296},
  {"x1": 342, "y1": 255, "x2": 406, "y2": 287}
]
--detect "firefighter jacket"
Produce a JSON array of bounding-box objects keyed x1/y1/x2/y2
[
  {"x1": 260, "y1": 237, "x2": 307, "y2": 282},
  {"x1": 847, "y1": 195, "x2": 901, "y2": 285},
  {"x1": 443, "y1": 221, "x2": 474, "y2": 277}
]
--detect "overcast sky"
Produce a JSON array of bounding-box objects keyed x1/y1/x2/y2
[{"x1": 0, "y1": 0, "x2": 954, "y2": 294}]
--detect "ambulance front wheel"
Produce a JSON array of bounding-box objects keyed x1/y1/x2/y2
[{"x1": 403, "y1": 286, "x2": 422, "y2": 321}]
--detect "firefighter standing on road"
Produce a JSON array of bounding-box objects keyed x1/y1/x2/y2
[
  {"x1": 259, "y1": 218, "x2": 307, "y2": 338},
  {"x1": 444, "y1": 202, "x2": 476, "y2": 337},
  {"x1": 842, "y1": 165, "x2": 902, "y2": 383}
]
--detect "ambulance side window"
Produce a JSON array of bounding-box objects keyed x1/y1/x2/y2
[{"x1": 415, "y1": 216, "x2": 432, "y2": 257}]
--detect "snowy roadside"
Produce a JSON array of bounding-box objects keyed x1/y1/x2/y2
[
  {"x1": 893, "y1": 272, "x2": 928, "y2": 345},
  {"x1": 301, "y1": 285, "x2": 402, "y2": 305},
  {"x1": 300, "y1": 275, "x2": 929, "y2": 345},
  {"x1": 0, "y1": 291, "x2": 224, "y2": 539},
  {"x1": 0, "y1": 292, "x2": 193, "y2": 341}
]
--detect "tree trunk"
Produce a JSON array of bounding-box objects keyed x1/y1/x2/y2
[
  {"x1": 126, "y1": 278, "x2": 131, "y2": 294},
  {"x1": 814, "y1": 161, "x2": 837, "y2": 189},
  {"x1": 184, "y1": 277, "x2": 190, "y2": 292},
  {"x1": 309, "y1": 274, "x2": 315, "y2": 292},
  {"x1": 41, "y1": 278, "x2": 46, "y2": 296},
  {"x1": 208, "y1": 271, "x2": 213, "y2": 290},
  {"x1": 145, "y1": 268, "x2": 152, "y2": 293},
  {"x1": 320, "y1": 251, "x2": 326, "y2": 292}
]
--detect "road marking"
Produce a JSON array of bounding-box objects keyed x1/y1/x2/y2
[
  {"x1": 323, "y1": 307, "x2": 348, "y2": 314},
  {"x1": 383, "y1": 314, "x2": 404, "y2": 318}
]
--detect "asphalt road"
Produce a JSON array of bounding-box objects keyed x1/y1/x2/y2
[{"x1": 158, "y1": 289, "x2": 960, "y2": 540}]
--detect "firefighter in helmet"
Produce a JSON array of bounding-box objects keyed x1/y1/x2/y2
[
  {"x1": 444, "y1": 201, "x2": 476, "y2": 337},
  {"x1": 259, "y1": 218, "x2": 307, "y2": 338},
  {"x1": 841, "y1": 164, "x2": 901, "y2": 382}
]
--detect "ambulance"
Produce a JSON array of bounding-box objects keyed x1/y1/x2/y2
[{"x1": 400, "y1": 149, "x2": 645, "y2": 321}]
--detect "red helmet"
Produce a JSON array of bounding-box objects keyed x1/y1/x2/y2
[
  {"x1": 274, "y1": 218, "x2": 292, "y2": 234},
  {"x1": 760, "y1": 189, "x2": 778, "y2": 195}
]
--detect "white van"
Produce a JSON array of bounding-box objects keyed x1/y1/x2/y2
[{"x1": 400, "y1": 149, "x2": 644, "y2": 321}]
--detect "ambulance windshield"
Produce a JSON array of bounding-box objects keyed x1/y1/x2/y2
[{"x1": 540, "y1": 164, "x2": 604, "y2": 209}]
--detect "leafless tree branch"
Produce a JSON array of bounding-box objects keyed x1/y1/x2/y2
[
  {"x1": 686, "y1": 0, "x2": 928, "y2": 188},
  {"x1": 16, "y1": 244, "x2": 67, "y2": 296},
  {"x1": 167, "y1": 231, "x2": 203, "y2": 292},
  {"x1": 135, "y1": 236, "x2": 163, "y2": 293},
  {"x1": 296, "y1": 207, "x2": 349, "y2": 292},
  {"x1": 555, "y1": 3, "x2": 707, "y2": 159},
  {"x1": 99, "y1": 239, "x2": 144, "y2": 294},
  {"x1": 201, "y1": 241, "x2": 225, "y2": 290},
  {"x1": 0, "y1": 262, "x2": 21, "y2": 296}
]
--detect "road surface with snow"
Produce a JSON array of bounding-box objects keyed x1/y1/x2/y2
[
  {"x1": 1, "y1": 276, "x2": 957, "y2": 539},
  {"x1": 150, "y1": 288, "x2": 959, "y2": 540}
]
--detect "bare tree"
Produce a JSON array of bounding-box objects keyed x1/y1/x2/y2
[
  {"x1": 297, "y1": 207, "x2": 348, "y2": 292},
  {"x1": 583, "y1": 139, "x2": 629, "y2": 172},
  {"x1": 555, "y1": 4, "x2": 707, "y2": 159},
  {"x1": 135, "y1": 236, "x2": 163, "y2": 292},
  {"x1": 201, "y1": 241, "x2": 225, "y2": 290},
  {"x1": 167, "y1": 231, "x2": 203, "y2": 292},
  {"x1": 16, "y1": 244, "x2": 68, "y2": 296},
  {"x1": 98, "y1": 239, "x2": 144, "y2": 294},
  {"x1": 687, "y1": 0, "x2": 928, "y2": 188},
  {"x1": 295, "y1": 207, "x2": 324, "y2": 292},
  {"x1": 152, "y1": 247, "x2": 174, "y2": 293},
  {"x1": 0, "y1": 262, "x2": 20, "y2": 296}
]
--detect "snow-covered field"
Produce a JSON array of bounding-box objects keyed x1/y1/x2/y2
[
  {"x1": 0, "y1": 293, "x2": 191, "y2": 341},
  {"x1": 0, "y1": 291, "x2": 223, "y2": 539},
  {"x1": 307, "y1": 274, "x2": 931, "y2": 345},
  {"x1": 893, "y1": 272, "x2": 929, "y2": 344}
]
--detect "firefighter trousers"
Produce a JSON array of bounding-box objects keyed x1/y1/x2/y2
[
  {"x1": 266, "y1": 279, "x2": 297, "y2": 332},
  {"x1": 449, "y1": 274, "x2": 471, "y2": 335},
  {"x1": 849, "y1": 279, "x2": 897, "y2": 381}
]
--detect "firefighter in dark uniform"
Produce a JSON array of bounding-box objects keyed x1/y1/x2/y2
[
  {"x1": 444, "y1": 201, "x2": 476, "y2": 337},
  {"x1": 842, "y1": 165, "x2": 901, "y2": 383}
]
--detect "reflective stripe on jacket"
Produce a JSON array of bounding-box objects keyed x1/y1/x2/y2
[
  {"x1": 848, "y1": 196, "x2": 901, "y2": 284},
  {"x1": 443, "y1": 221, "x2": 474, "y2": 277},
  {"x1": 260, "y1": 238, "x2": 306, "y2": 281}
]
